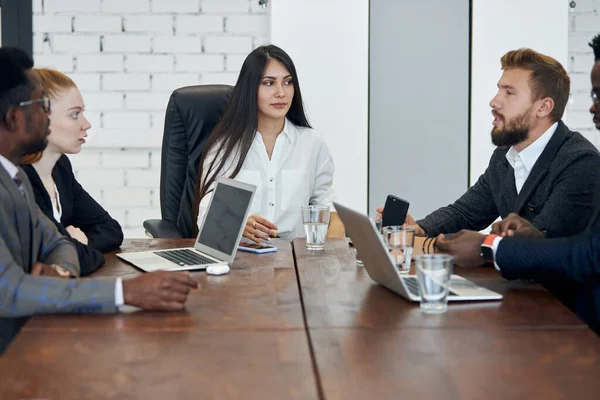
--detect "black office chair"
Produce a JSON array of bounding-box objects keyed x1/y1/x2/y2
[{"x1": 143, "y1": 84, "x2": 233, "y2": 238}]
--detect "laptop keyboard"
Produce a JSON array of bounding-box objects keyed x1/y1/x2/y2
[
  {"x1": 403, "y1": 276, "x2": 459, "y2": 297},
  {"x1": 154, "y1": 249, "x2": 216, "y2": 266}
]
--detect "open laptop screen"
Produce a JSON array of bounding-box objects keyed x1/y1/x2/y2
[{"x1": 197, "y1": 181, "x2": 254, "y2": 255}]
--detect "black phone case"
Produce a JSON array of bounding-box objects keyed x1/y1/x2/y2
[{"x1": 382, "y1": 195, "x2": 410, "y2": 227}]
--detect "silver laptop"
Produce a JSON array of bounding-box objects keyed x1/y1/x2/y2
[
  {"x1": 334, "y1": 202, "x2": 503, "y2": 302},
  {"x1": 118, "y1": 178, "x2": 255, "y2": 272}
]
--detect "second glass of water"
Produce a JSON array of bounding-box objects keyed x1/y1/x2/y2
[
  {"x1": 382, "y1": 225, "x2": 415, "y2": 274},
  {"x1": 302, "y1": 205, "x2": 330, "y2": 250}
]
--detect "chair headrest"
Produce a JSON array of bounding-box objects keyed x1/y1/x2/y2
[{"x1": 160, "y1": 84, "x2": 234, "y2": 237}]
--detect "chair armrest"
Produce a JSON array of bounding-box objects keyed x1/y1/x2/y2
[{"x1": 143, "y1": 219, "x2": 183, "y2": 238}]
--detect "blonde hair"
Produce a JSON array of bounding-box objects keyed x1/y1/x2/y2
[
  {"x1": 34, "y1": 67, "x2": 77, "y2": 98},
  {"x1": 500, "y1": 48, "x2": 570, "y2": 122},
  {"x1": 20, "y1": 152, "x2": 44, "y2": 164}
]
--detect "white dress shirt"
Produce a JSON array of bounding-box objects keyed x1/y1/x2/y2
[
  {"x1": 198, "y1": 119, "x2": 336, "y2": 238},
  {"x1": 0, "y1": 154, "x2": 19, "y2": 180},
  {"x1": 0, "y1": 154, "x2": 124, "y2": 307},
  {"x1": 505, "y1": 122, "x2": 558, "y2": 194},
  {"x1": 51, "y1": 183, "x2": 62, "y2": 222}
]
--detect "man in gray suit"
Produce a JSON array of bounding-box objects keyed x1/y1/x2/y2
[
  {"x1": 378, "y1": 48, "x2": 600, "y2": 239},
  {"x1": 0, "y1": 47, "x2": 198, "y2": 353}
]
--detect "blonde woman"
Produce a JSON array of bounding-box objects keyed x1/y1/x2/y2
[{"x1": 21, "y1": 68, "x2": 123, "y2": 275}]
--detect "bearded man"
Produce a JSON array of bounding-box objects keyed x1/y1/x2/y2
[{"x1": 380, "y1": 48, "x2": 600, "y2": 239}]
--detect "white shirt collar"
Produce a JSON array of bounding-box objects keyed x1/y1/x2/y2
[
  {"x1": 0, "y1": 154, "x2": 19, "y2": 179},
  {"x1": 282, "y1": 118, "x2": 297, "y2": 144},
  {"x1": 256, "y1": 118, "x2": 297, "y2": 145},
  {"x1": 505, "y1": 121, "x2": 558, "y2": 172}
]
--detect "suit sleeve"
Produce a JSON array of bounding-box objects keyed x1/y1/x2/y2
[
  {"x1": 417, "y1": 164, "x2": 499, "y2": 237},
  {"x1": 34, "y1": 205, "x2": 80, "y2": 276},
  {"x1": 529, "y1": 152, "x2": 600, "y2": 238},
  {"x1": 69, "y1": 174, "x2": 123, "y2": 253},
  {"x1": 0, "y1": 209, "x2": 117, "y2": 317},
  {"x1": 66, "y1": 234, "x2": 105, "y2": 276},
  {"x1": 496, "y1": 233, "x2": 600, "y2": 285}
]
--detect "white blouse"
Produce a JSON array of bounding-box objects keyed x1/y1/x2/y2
[
  {"x1": 51, "y1": 183, "x2": 62, "y2": 222},
  {"x1": 197, "y1": 119, "x2": 336, "y2": 238}
]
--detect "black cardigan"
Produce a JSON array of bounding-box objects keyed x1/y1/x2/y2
[{"x1": 21, "y1": 155, "x2": 124, "y2": 276}]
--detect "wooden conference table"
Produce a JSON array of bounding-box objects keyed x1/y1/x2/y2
[{"x1": 1, "y1": 237, "x2": 599, "y2": 399}]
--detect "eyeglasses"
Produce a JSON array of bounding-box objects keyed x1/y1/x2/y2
[
  {"x1": 592, "y1": 90, "x2": 599, "y2": 107},
  {"x1": 18, "y1": 96, "x2": 51, "y2": 113}
]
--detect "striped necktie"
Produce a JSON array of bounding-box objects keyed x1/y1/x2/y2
[{"x1": 13, "y1": 175, "x2": 26, "y2": 197}]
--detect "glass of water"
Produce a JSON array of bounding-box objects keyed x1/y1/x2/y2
[
  {"x1": 416, "y1": 254, "x2": 453, "y2": 314},
  {"x1": 302, "y1": 205, "x2": 330, "y2": 250},
  {"x1": 382, "y1": 226, "x2": 415, "y2": 274}
]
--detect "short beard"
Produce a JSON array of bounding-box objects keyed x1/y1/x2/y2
[
  {"x1": 21, "y1": 109, "x2": 49, "y2": 155},
  {"x1": 490, "y1": 105, "x2": 533, "y2": 147}
]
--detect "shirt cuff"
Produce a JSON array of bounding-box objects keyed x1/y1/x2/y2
[
  {"x1": 115, "y1": 277, "x2": 124, "y2": 307},
  {"x1": 491, "y1": 236, "x2": 503, "y2": 271}
]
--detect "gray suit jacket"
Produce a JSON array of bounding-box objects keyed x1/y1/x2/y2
[
  {"x1": 0, "y1": 164, "x2": 117, "y2": 352},
  {"x1": 417, "y1": 121, "x2": 600, "y2": 238}
]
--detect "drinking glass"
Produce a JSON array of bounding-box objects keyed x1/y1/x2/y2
[
  {"x1": 302, "y1": 205, "x2": 330, "y2": 250},
  {"x1": 416, "y1": 254, "x2": 453, "y2": 314},
  {"x1": 382, "y1": 226, "x2": 415, "y2": 274}
]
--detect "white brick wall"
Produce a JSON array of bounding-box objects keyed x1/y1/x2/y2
[
  {"x1": 568, "y1": 0, "x2": 600, "y2": 147},
  {"x1": 177, "y1": 15, "x2": 223, "y2": 33},
  {"x1": 203, "y1": 0, "x2": 250, "y2": 14},
  {"x1": 152, "y1": 0, "x2": 199, "y2": 13},
  {"x1": 153, "y1": 35, "x2": 202, "y2": 53},
  {"x1": 103, "y1": 73, "x2": 151, "y2": 91},
  {"x1": 126, "y1": 54, "x2": 174, "y2": 72},
  {"x1": 74, "y1": 15, "x2": 122, "y2": 32},
  {"x1": 204, "y1": 36, "x2": 252, "y2": 53},
  {"x1": 33, "y1": 1, "x2": 267, "y2": 238},
  {"x1": 103, "y1": 35, "x2": 152, "y2": 53},
  {"x1": 34, "y1": 15, "x2": 73, "y2": 32},
  {"x1": 102, "y1": 0, "x2": 150, "y2": 14},
  {"x1": 45, "y1": 0, "x2": 102, "y2": 14},
  {"x1": 52, "y1": 34, "x2": 101, "y2": 53},
  {"x1": 176, "y1": 54, "x2": 224, "y2": 72},
  {"x1": 77, "y1": 54, "x2": 124, "y2": 72}
]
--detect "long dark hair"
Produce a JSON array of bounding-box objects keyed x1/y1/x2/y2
[{"x1": 192, "y1": 45, "x2": 311, "y2": 229}]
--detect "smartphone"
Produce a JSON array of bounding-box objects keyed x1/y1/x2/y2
[
  {"x1": 382, "y1": 195, "x2": 410, "y2": 228},
  {"x1": 238, "y1": 241, "x2": 278, "y2": 254}
]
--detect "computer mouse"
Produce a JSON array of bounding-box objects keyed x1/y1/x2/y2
[{"x1": 206, "y1": 264, "x2": 230, "y2": 275}]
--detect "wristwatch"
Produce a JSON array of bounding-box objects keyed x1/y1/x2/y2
[
  {"x1": 52, "y1": 264, "x2": 76, "y2": 278},
  {"x1": 480, "y1": 234, "x2": 500, "y2": 264}
]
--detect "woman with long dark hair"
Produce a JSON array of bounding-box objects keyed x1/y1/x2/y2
[{"x1": 195, "y1": 45, "x2": 344, "y2": 242}]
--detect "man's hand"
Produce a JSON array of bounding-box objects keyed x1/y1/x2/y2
[
  {"x1": 491, "y1": 213, "x2": 545, "y2": 238},
  {"x1": 66, "y1": 225, "x2": 89, "y2": 245},
  {"x1": 122, "y1": 271, "x2": 199, "y2": 311},
  {"x1": 435, "y1": 230, "x2": 486, "y2": 267},
  {"x1": 243, "y1": 214, "x2": 277, "y2": 243},
  {"x1": 375, "y1": 207, "x2": 426, "y2": 236},
  {"x1": 30, "y1": 262, "x2": 74, "y2": 278}
]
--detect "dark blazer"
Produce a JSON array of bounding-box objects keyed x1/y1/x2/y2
[
  {"x1": 0, "y1": 164, "x2": 117, "y2": 354},
  {"x1": 497, "y1": 233, "x2": 600, "y2": 334},
  {"x1": 21, "y1": 155, "x2": 124, "y2": 275},
  {"x1": 417, "y1": 121, "x2": 600, "y2": 238}
]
